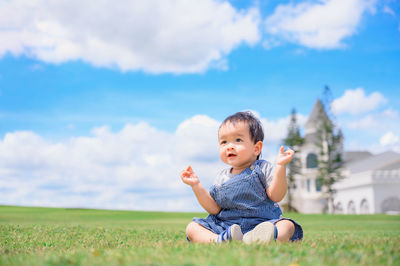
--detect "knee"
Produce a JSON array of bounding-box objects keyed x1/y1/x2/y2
[
  {"x1": 286, "y1": 221, "x2": 295, "y2": 236},
  {"x1": 276, "y1": 220, "x2": 295, "y2": 242},
  {"x1": 186, "y1": 222, "x2": 197, "y2": 238}
]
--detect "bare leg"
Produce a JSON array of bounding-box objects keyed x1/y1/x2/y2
[
  {"x1": 186, "y1": 222, "x2": 217, "y2": 243},
  {"x1": 275, "y1": 219, "x2": 295, "y2": 243}
]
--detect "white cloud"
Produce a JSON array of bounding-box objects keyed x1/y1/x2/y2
[
  {"x1": 345, "y1": 107, "x2": 399, "y2": 134},
  {"x1": 383, "y1": 5, "x2": 395, "y2": 16},
  {"x1": 332, "y1": 88, "x2": 387, "y2": 115},
  {"x1": 382, "y1": 108, "x2": 399, "y2": 119},
  {"x1": 0, "y1": 113, "x2": 305, "y2": 211},
  {"x1": 0, "y1": 0, "x2": 260, "y2": 74},
  {"x1": 175, "y1": 115, "x2": 220, "y2": 163},
  {"x1": 380, "y1": 131, "x2": 400, "y2": 146},
  {"x1": 379, "y1": 131, "x2": 400, "y2": 153},
  {"x1": 337, "y1": 93, "x2": 400, "y2": 154},
  {"x1": 264, "y1": 0, "x2": 377, "y2": 49},
  {"x1": 261, "y1": 115, "x2": 307, "y2": 143},
  {"x1": 262, "y1": 39, "x2": 281, "y2": 50},
  {"x1": 347, "y1": 114, "x2": 376, "y2": 129},
  {"x1": 0, "y1": 118, "x2": 224, "y2": 211},
  {"x1": 260, "y1": 114, "x2": 307, "y2": 162}
]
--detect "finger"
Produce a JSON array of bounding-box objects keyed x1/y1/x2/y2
[
  {"x1": 181, "y1": 170, "x2": 189, "y2": 178},
  {"x1": 285, "y1": 153, "x2": 294, "y2": 159},
  {"x1": 181, "y1": 174, "x2": 187, "y2": 181},
  {"x1": 279, "y1": 146, "x2": 284, "y2": 154},
  {"x1": 284, "y1": 147, "x2": 293, "y2": 154},
  {"x1": 187, "y1": 165, "x2": 193, "y2": 172},
  {"x1": 284, "y1": 150, "x2": 292, "y2": 156}
]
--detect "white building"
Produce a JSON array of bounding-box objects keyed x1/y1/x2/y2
[
  {"x1": 290, "y1": 100, "x2": 400, "y2": 214},
  {"x1": 333, "y1": 151, "x2": 400, "y2": 214}
]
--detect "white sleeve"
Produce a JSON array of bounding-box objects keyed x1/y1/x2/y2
[
  {"x1": 261, "y1": 161, "x2": 274, "y2": 187},
  {"x1": 213, "y1": 168, "x2": 230, "y2": 186}
]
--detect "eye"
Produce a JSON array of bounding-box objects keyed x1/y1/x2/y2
[
  {"x1": 236, "y1": 138, "x2": 242, "y2": 142},
  {"x1": 220, "y1": 140, "x2": 227, "y2": 145}
]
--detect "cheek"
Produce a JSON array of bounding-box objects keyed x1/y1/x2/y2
[
  {"x1": 219, "y1": 148, "x2": 227, "y2": 162},
  {"x1": 238, "y1": 145, "x2": 251, "y2": 156},
  {"x1": 235, "y1": 144, "x2": 246, "y2": 153}
]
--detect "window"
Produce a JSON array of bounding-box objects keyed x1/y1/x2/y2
[
  {"x1": 306, "y1": 153, "x2": 318, "y2": 168},
  {"x1": 315, "y1": 178, "x2": 323, "y2": 192},
  {"x1": 348, "y1": 201, "x2": 356, "y2": 214},
  {"x1": 307, "y1": 179, "x2": 311, "y2": 192},
  {"x1": 360, "y1": 199, "x2": 369, "y2": 214},
  {"x1": 335, "y1": 202, "x2": 343, "y2": 214}
]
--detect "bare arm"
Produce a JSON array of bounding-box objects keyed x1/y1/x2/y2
[
  {"x1": 191, "y1": 183, "x2": 221, "y2": 215},
  {"x1": 266, "y1": 146, "x2": 294, "y2": 202},
  {"x1": 181, "y1": 166, "x2": 221, "y2": 215},
  {"x1": 266, "y1": 164, "x2": 287, "y2": 202}
]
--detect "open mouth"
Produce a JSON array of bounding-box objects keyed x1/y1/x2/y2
[{"x1": 228, "y1": 153, "x2": 236, "y2": 158}]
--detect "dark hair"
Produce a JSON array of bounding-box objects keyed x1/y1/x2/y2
[{"x1": 220, "y1": 111, "x2": 264, "y2": 159}]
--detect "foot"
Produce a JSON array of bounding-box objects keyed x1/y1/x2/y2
[
  {"x1": 216, "y1": 224, "x2": 243, "y2": 243},
  {"x1": 243, "y1": 222, "x2": 275, "y2": 244}
]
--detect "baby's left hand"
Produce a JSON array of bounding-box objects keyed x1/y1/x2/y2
[{"x1": 276, "y1": 146, "x2": 295, "y2": 166}]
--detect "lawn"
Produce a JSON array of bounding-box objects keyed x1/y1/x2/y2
[{"x1": 0, "y1": 205, "x2": 399, "y2": 265}]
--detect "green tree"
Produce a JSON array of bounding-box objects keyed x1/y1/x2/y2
[
  {"x1": 283, "y1": 108, "x2": 304, "y2": 212},
  {"x1": 315, "y1": 86, "x2": 344, "y2": 213}
]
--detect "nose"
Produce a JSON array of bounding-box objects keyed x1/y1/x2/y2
[{"x1": 226, "y1": 142, "x2": 234, "y2": 150}]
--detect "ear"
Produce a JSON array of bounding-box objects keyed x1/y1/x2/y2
[{"x1": 254, "y1": 141, "x2": 263, "y2": 156}]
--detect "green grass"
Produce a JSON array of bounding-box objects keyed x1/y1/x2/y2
[{"x1": 0, "y1": 206, "x2": 399, "y2": 265}]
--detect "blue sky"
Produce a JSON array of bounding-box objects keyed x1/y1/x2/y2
[{"x1": 0, "y1": 0, "x2": 399, "y2": 211}]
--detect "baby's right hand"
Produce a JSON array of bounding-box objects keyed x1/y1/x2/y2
[{"x1": 180, "y1": 166, "x2": 200, "y2": 187}]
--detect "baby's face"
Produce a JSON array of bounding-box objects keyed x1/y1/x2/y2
[{"x1": 218, "y1": 121, "x2": 261, "y2": 171}]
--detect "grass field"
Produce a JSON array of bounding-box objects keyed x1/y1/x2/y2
[{"x1": 0, "y1": 206, "x2": 399, "y2": 265}]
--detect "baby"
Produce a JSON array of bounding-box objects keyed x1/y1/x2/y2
[{"x1": 181, "y1": 111, "x2": 303, "y2": 244}]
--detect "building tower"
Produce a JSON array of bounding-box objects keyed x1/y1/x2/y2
[{"x1": 291, "y1": 99, "x2": 343, "y2": 213}]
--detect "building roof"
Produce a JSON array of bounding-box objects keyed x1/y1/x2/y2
[
  {"x1": 343, "y1": 151, "x2": 373, "y2": 164},
  {"x1": 305, "y1": 99, "x2": 332, "y2": 134},
  {"x1": 346, "y1": 151, "x2": 400, "y2": 173}
]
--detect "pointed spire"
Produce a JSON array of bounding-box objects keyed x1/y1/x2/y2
[{"x1": 305, "y1": 98, "x2": 332, "y2": 134}]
